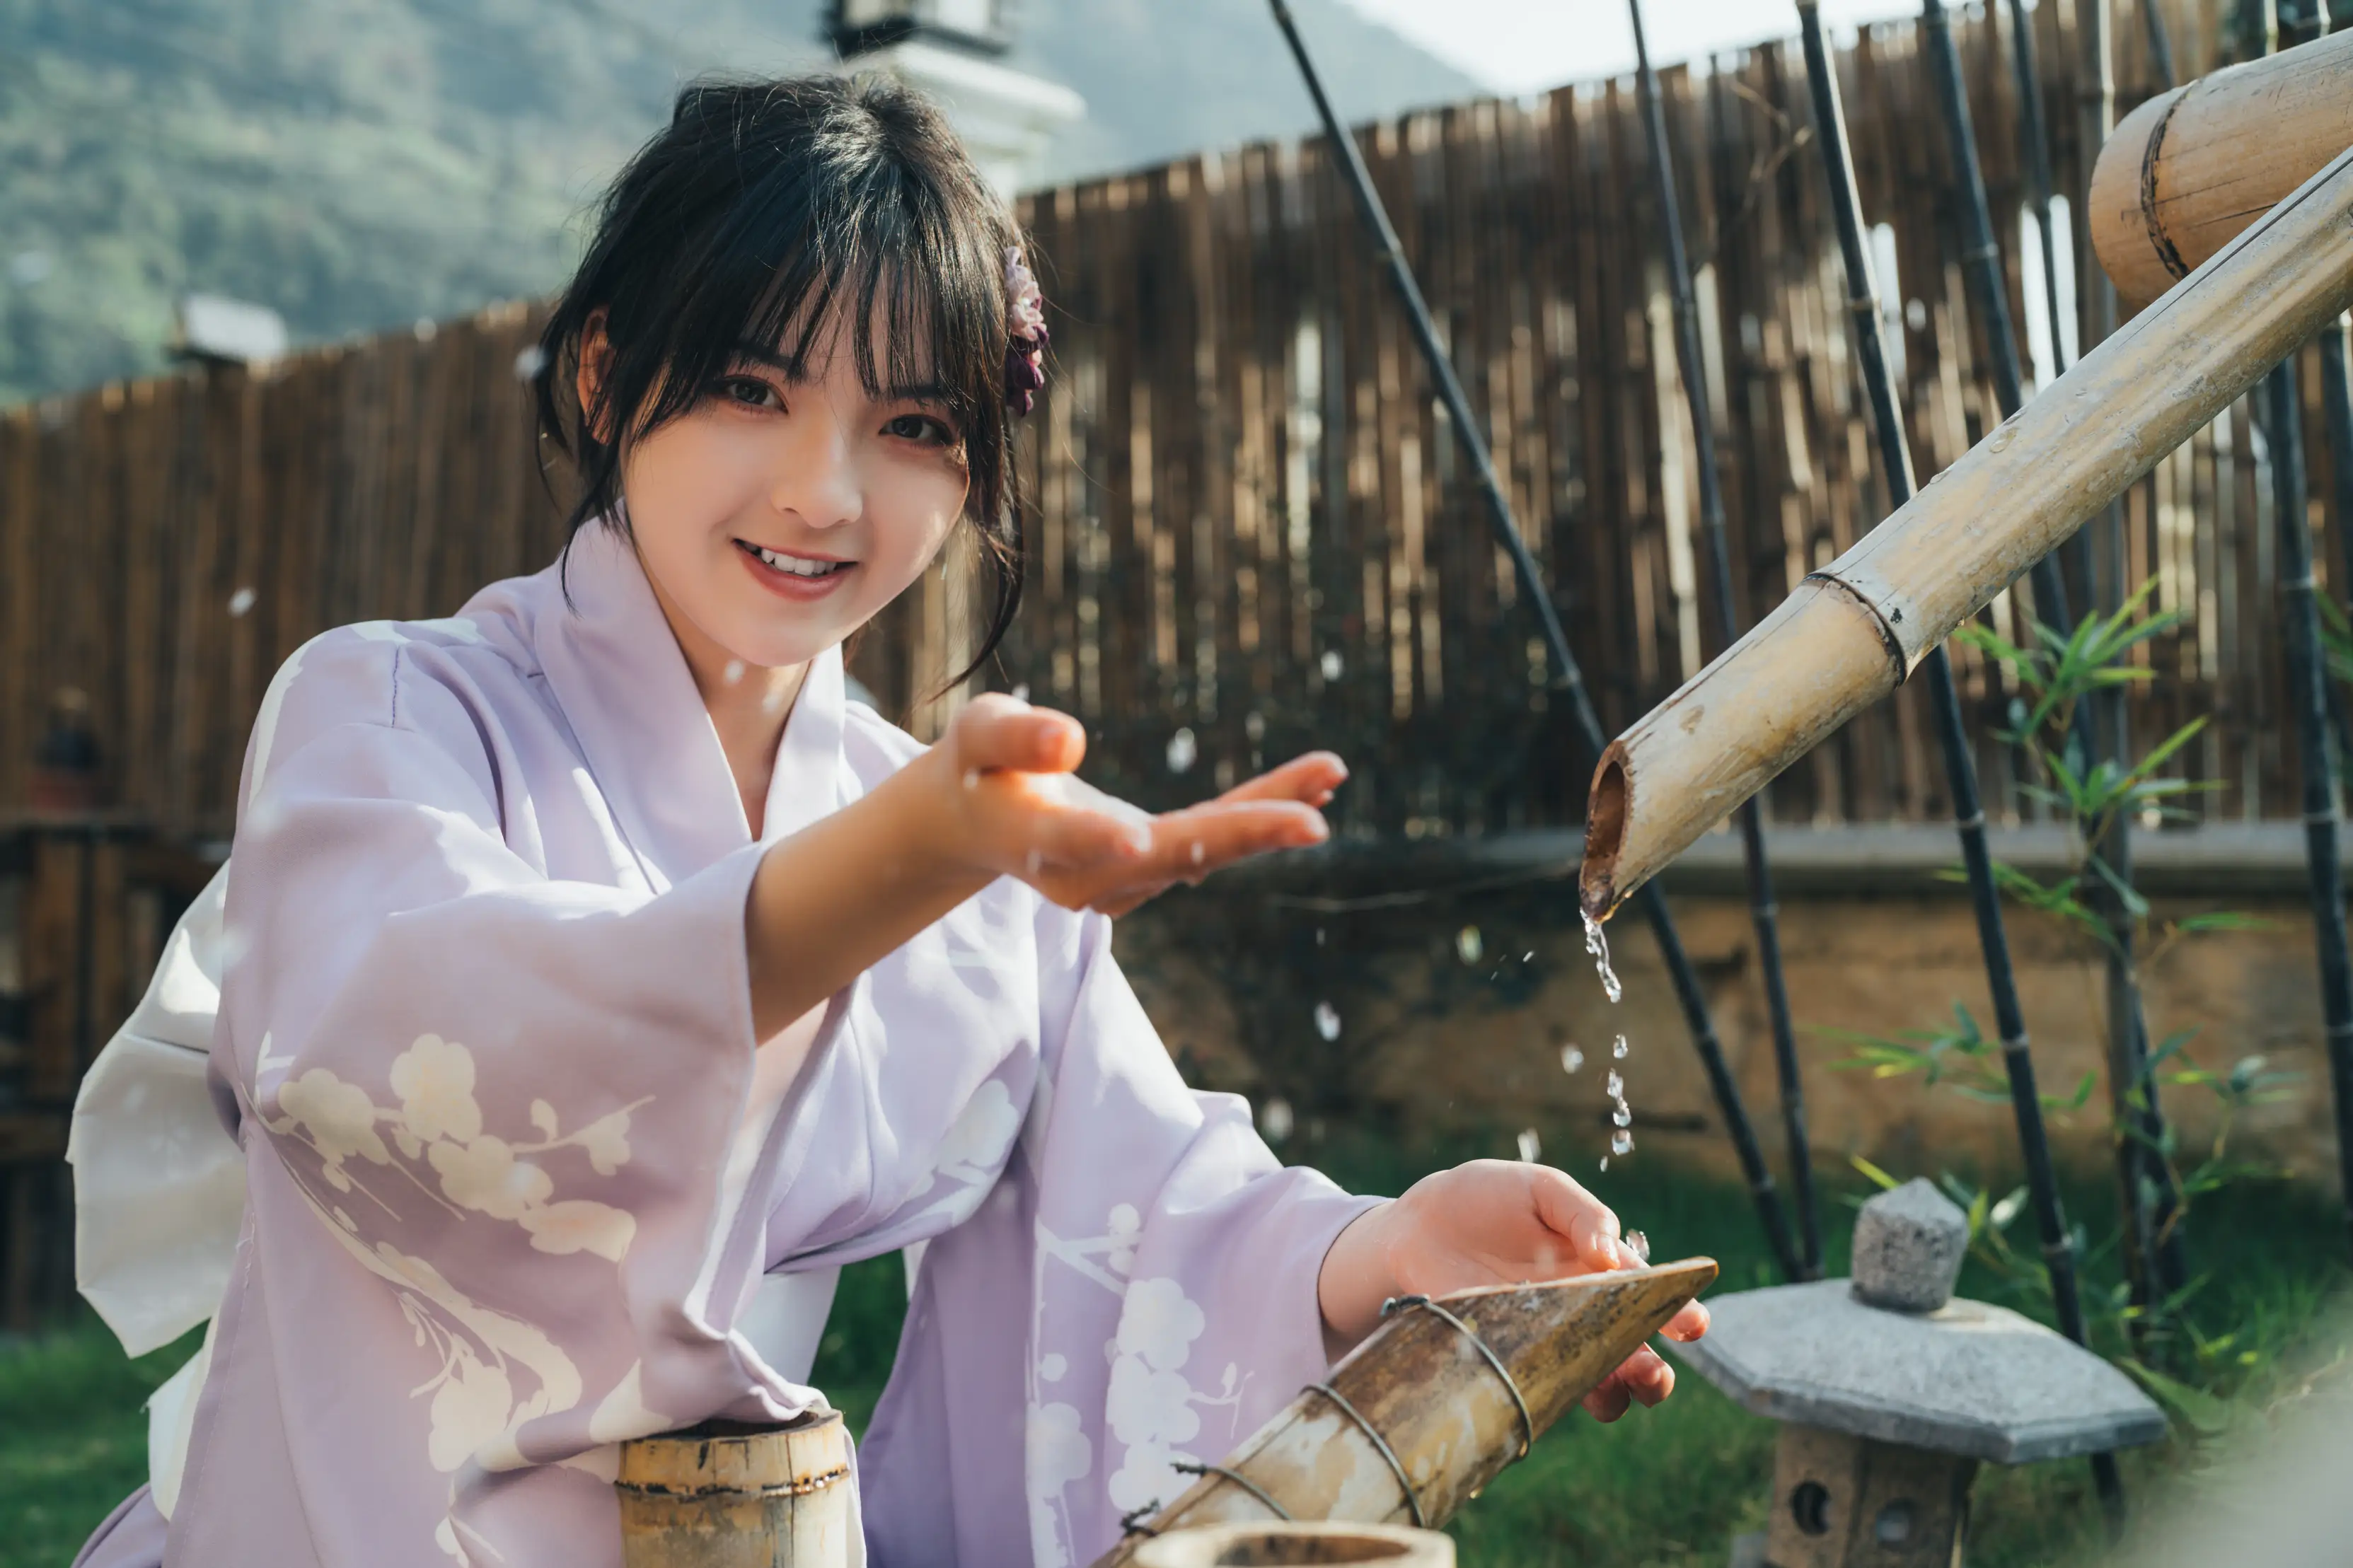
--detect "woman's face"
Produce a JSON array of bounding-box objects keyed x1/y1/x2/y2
[{"x1": 597, "y1": 306, "x2": 973, "y2": 677}]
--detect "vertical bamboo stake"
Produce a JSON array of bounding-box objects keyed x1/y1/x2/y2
[
  {"x1": 1930, "y1": 0, "x2": 2185, "y2": 1320},
  {"x1": 2326, "y1": 317, "x2": 2353, "y2": 626},
  {"x1": 2143, "y1": 0, "x2": 2180, "y2": 83},
  {"x1": 1264, "y1": 0, "x2": 1803, "y2": 1282},
  {"x1": 2270, "y1": 4, "x2": 2353, "y2": 1260},
  {"x1": 1627, "y1": 0, "x2": 1823, "y2": 1278},
  {"x1": 2265, "y1": 356, "x2": 2353, "y2": 1260},
  {"x1": 1794, "y1": 4, "x2": 2127, "y2": 1524}
]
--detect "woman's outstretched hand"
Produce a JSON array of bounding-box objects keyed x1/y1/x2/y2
[
  {"x1": 928, "y1": 694, "x2": 1343, "y2": 915},
  {"x1": 1315, "y1": 1161, "x2": 1710, "y2": 1422}
]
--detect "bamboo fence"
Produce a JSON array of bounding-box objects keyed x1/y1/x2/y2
[{"x1": 0, "y1": 0, "x2": 2325, "y2": 847}]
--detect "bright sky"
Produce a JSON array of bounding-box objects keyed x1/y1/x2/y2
[{"x1": 1338, "y1": 0, "x2": 1928, "y2": 96}]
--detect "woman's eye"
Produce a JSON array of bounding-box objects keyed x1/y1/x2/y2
[
  {"x1": 716, "y1": 376, "x2": 782, "y2": 411},
  {"x1": 884, "y1": 412, "x2": 957, "y2": 447}
]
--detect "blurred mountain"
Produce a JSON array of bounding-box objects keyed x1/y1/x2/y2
[{"x1": 0, "y1": 0, "x2": 1480, "y2": 404}]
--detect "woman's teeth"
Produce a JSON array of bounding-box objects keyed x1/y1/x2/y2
[{"x1": 748, "y1": 543, "x2": 848, "y2": 578}]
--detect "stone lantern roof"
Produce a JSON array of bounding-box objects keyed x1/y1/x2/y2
[{"x1": 1670, "y1": 1180, "x2": 2167, "y2": 1463}]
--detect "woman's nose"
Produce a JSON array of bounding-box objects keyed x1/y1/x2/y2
[{"x1": 770, "y1": 417, "x2": 861, "y2": 530}]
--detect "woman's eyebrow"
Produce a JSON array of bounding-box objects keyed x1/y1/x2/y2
[{"x1": 729, "y1": 342, "x2": 808, "y2": 378}]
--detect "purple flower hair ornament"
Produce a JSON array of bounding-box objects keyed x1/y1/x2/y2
[{"x1": 1003, "y1": 245, "x2": 1051, "y2": 417}]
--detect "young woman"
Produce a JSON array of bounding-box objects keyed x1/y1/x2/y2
[{"x1": 71, "y1": 74, "x2": 1703, "y2": 1568}]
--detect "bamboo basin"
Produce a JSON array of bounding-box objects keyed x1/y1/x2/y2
[
  {"x1": 1131, "y1": 1521, "x2": 1455, "y2": 1567},
  {"x1": 616, "y1": 1410, "x2": 853, "y2": 1568},
  {"x1": 1093, "y1": 1259, "x2": 1717, "y2": 1567},
  {"x1": 2090, "y1": 28, "x2": 2353, "y2": 310}
]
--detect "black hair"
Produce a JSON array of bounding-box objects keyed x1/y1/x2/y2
[{"x1": 532, "y1": 74, "x2": 1027, "y2": 687}]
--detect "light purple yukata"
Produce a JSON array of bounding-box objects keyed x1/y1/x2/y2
[{"x1": 71, "y1": 523, "x2": 1379, "y2": 1568}]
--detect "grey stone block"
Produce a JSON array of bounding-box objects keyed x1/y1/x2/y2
[
  {"x1": 1665, "y1": 1279, "x2": 2168, "y2": 1463},
  {"x1": 1851, "y1": 1179, "x2": 1968, "y2": 1313}
]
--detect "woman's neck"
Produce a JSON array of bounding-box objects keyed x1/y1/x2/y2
[{"x1": 643, "y1": 571, "x2": 807, "y2": 840}]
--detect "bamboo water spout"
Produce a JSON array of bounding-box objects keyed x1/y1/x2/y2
[
  {"x1": 1578, "y1": 143, "x2": 2353, "y2": 921},
  {"x1": 2090, "y1": 28, "x2": 2353, "y2": 311},
  {"x1": 1092, "y1": 1259, "x2": 1717, "y2": 1567}
]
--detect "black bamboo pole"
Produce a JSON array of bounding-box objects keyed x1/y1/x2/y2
[
  {"x1": 1264, "y1": 0, "x2": 1804, "y2": 1281},
  {"x1": 1921, "y1": 0, "x2": 2188, "y2": 1320},
  {"x1": 2325, "y1": 320, "x2": 2353, "y2": 622},
  {"x1": 1626, "y1": 0, "x2": 1824, "y2": 1279},
  {"x1": 1796, "y1": 5, "x2": 2126, "y2": 1523},
  {"x1": 2142, "y1": 0, "x2": 2179, "y2": 84},
  {"x1": 2267, "y1": 358, "x2": 2353, "y2": 1260}
]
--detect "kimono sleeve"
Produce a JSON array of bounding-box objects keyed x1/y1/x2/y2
[
  {"x1": 216, "y1": 630, "x2": 804, "y2": 1471},
  {"x1": 861, "y1": 903, "x2": 1385, "y2": 1568}
]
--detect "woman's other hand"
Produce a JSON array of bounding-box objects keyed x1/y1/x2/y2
[
  {"x1": 929, "y1": 694, "x2": 1343, "y2": 916},
  {"x1": 1315, "y1": 1160, "x2": 1709, "y2": 1422}
]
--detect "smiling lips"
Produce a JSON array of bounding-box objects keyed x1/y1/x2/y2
[{"x1": 736, "y1": 538, "x2": 855, "y2": 598}]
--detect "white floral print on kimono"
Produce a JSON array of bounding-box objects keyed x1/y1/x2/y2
[{"x1": 71, "y1": 523, "x2": 1378, "y2": 1568}]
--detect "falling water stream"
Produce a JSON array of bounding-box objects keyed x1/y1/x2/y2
[{"x1": 1581, "y1": 911, "x2": 1636, "y2": 1171}]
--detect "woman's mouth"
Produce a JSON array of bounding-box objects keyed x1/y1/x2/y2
[{"x1": 736, "y1": 539, "x2": 857, "y2": 598}]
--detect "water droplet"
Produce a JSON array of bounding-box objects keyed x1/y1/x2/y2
[
  {"x1": 227, "y1": 586, "x2": 256, "y2": 617},
  {"x1": 722, "y1": 658, "x2": 746, "y2": 685},
  {"x1": 1010, "y1": 683, "x2": 1030, "y2": 702},
  {"x1": 962, "y1": 769, "x2": 981, "y2": 791},
  {"x1": 1259, "y1": 1097, "x2": 1294, "y2": 1144},
  {"x1": 1560, "y1": 1045, "x2": 1583, "y2": 1074},
  {"x1": 1165, "y1": 727, "x2": 1198, "y2": 774},
  {"x1": 512, "y1": 344, "x2": 548, "y2": 382},
  {"x1": 1313, "y1": 1001, "x2": 1341, "y2": 1041},
  {"x1": 1522, "y1": 951, "x2": 1534, "y2": 963},
  {"x1": 1189, "y1": 840, "x2": 1206, "y2": 866},
  {"x1": 1599, "y1": 1156, "x2": 1611, "y2": 1173},
  {"x1": 1624, "y1": 1229, "x2": 1650, "y2": 1264},
  {"x1": 1244, "y1": 711, "x2": 1266, "y2": 741},
  {"x1": 1612, "y1": 1106, "x2": 1633, "y2": 1128},
  {"x1": 1315, "y1": 927, "x2": 1326, "y2": 946},
  {"x1": 1516, "y1": 1128, "x2": 1541, "y2": 1163},
  {"x1": 1610, "y1": 1129, "x2": 1634, "y2": 1156},
  {"x1": 1606, "y1": 1069, "x2": 1622, "y2": 1098},
  {"x1": 1582, "y1": 911, "x2": 1622, "y2": 1004},
  {"x1": 1320, "y1": 650, "x2": 1344, "y2": 681},
  {"x1": 762, "y1": 684, "x2": 791, "y2": 714},
  {"x1": 1024, "y1": 849, "x2": 1043, "y2": 876},
  {"x1": 1612, "y1": 1034, "x2": 1629, "y2": 1059},
  {"x1": 1455, "y1": 925, "x2": 1484, "y2": 965}
]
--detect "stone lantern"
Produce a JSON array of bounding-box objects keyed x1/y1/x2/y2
[{"x1": 1670, "y1": 1180, "x2": 2167, "y2": 1567}]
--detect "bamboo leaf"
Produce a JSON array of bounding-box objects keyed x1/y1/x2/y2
[{"x1": 1849, "y1": 1154, "x2": 1902, "y2": 1192}]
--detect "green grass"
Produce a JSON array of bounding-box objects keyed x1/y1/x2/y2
[{"x1": 8, "y1": 1129, "x2": 2347, "y2": 1567}]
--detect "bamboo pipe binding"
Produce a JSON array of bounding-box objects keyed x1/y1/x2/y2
[
  {"x1": 2091, "y1": 28, "x2": 2353, "y2": 311},
  {"x1": 1092, "y1": 1258, "x2": 1717, "y2": 1567},
  {"x1": 1579, "y1": 144, "x2": 2353, "y2": 921},
  {"x1": 1131, "y1": 1521, "x2": 1455, "y2": 1567},
  {"x1": 616, "y1": 1409, "x2": 854, "y2": 1568}
]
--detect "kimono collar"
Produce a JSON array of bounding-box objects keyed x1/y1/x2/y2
[{"x1": 535, "y1": 522, "x2": 848, "y2": 888}]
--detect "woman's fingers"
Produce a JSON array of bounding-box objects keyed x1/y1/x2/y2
[
  {"x1": 953, "y1": 695, "x2": 1087, "y2": 776},
  {"x1": 1217, "y1": 752, "x2": 1348, "y2": 808},
  {"x1": 1661, "y1": 1299, "x2": 1710, "y2": 1342},
  {"x1": 1530, "y1": 1167, "x2": 1624, "y2": 1272},
  {"x1": 1581, "y1": 1372, "x2": 1634, "y2": 1423},
  {"x1": 1617, "y1": 1347, "x2": 1674, "y2": 1406},
  {"x1": 1151, "y1": 799, "x2": 1329, "y2": 879}
]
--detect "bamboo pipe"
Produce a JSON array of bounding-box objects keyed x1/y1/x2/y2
[
  {"x1": 1579, "y1": 142, "x2": 2353, "y2": 920},
  {"x1": 616, "y1": 1410, "x2": 854, "y2": 1568},
  {"x1": 2090, "y1": 28, "x2": 2353, "y2": 311},
  {"x1": 1092, "y1": 1259, "x2": 1718, "y2": 1567}
]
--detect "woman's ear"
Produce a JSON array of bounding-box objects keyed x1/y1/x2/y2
[{"x1": 576, "y1": 310, "x2": 615, "y2": 446}]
